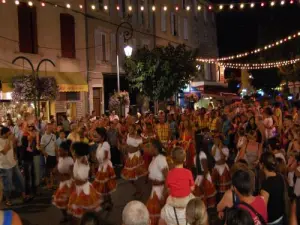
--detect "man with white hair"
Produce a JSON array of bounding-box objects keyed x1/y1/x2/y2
[{"x1": 122, "y1": 201, "x2": 150, "y2": 225}]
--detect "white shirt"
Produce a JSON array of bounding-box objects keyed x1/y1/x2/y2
[
  {"x1": 96, "y1": 142, "x2": 111, "y2": 162},
  {"x1": 0, "y1": 138, "x2": 16, "y2": 169},
  {"x1": 161, "y1": 204, "x2": 188, "y2": 225},
  {"x1": 41, "y1": 133, "x2": 56, "y2": 156},
  {"x1": 148, "y1": 154, "x2": 168, "y2": 181},
  {"x1": 57, "y1": 156, "x2": 74, "y2": 174},
  {"x1": 263, "y1": 117, "x2": 276, "y2": 139}
]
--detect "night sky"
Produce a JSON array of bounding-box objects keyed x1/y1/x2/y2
[{"x1": 211, "y1": 1, "x2": 300, "y2": 61}]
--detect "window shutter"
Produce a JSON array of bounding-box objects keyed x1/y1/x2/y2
[
  {"x1": 94, "y1": 30, "x2": 102, "y2": 63},
  {"x1": 105, "y1": 33, "x2": 110, "y2": 61},
  {"x1": 60, "y1": 14, "x2": 76, "y2": 58},
  {"x1": 18, "y1": 2, "x2": 38, "y2": 54},
  {"x1": 161, "y1": 8, "x2": 166, "y2": 32},
  {"x1": 101, "y1": 33, "x2": 106, "y2": 61},
  {"x1": 110, "y1": 33, "x2": 116, "y2": 65},
  {"x1": 178, "y1": 16, "x2": 181, "y2": 37},
  {"x1": 183, "y1": 18, "x2": 188, "y2": 40},
  {"x1": 170, "y1": 12, "x2": 174, "y2": 36}
]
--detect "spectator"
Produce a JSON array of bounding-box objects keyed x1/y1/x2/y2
[
  {"x1": 186, "y1": 198, "x2": 208, "y2": 225},
  {"x1": 260, "y1": 152, "x2": 286, "y2": 225},
  {"x1": 226, "y1": 208, "x2": 254, "y2": 225},
  {"x1": 67, "y1": 124, "x2": 80, "y2": 143},
  {"x1": 122, "y1": 201, "x2": 150, "y2": 225},
  {"x1": 40, "y1": 123, "x2": 57, "y2": 189},
  {"x1": 232, "y1": 169, "x2": 267, "y2": 225},
  {"x1": 0, "y1": 127, "x2": 27, "y2": 206},
  {"x1": 80, "y1": 212, "x2": 100, "y2": 225}
]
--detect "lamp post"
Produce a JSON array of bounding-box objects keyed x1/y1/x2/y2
[
  {"x1": 12, "y1": 56, "x2": 55, "y2": 117},
  {"x1": 116, "y1": 22, "x2": 133, "y2": 93}
]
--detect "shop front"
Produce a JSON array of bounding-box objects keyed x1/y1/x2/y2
[{"x1": 0, "y1": 68, "x2": 88, "y2": 122}]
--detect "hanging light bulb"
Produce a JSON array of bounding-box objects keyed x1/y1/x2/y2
[
  {"x1": 104, "y1": 5, "x2": 108, "y2": 10},
  {"x1": 281, "y1": 0, "x2": 285, "y2": 5},
  {"x1": 140, "y1": 6, "x2": 144, "y2": 11},
  {"x1": 91, "y1": 4, "x2": 96, "y2": 10},
  {"x1": 230, "y1": 4, "x2": 234, "y2": 9},
  {"x1": 175, "y1": 6, "x2": 179, "y2": 11},
  {"x1": 152, "y1": 5, "x2": 156, "y2": 11},
  {"x1": 197, "y1": 5, "x2": 201, "y2": 11},
  {"x1": 261, "y1": 2, "x2": 265, "y2": 6},
  {"x1": 128, "y1": 5, "x2": 133, "y2": 11},
  {"x1": 15, "y1": 0, "x2": 19, "y2": 5},
  {"x1": 270, "y1": 1, "x2": 275, "y2": 6},
  {"x1": 208, "y1": 5, "x2": 213, "y2": 10},
  {"x1": 79, "y1": 4, "x2": 83, "y2": 9},
  {"x1": 2, "y1": 0, "x2": 6, "y2": 3},
  {"x1": 250, "y1": 3, "x2": 255, "y2": 7},
  {"x1": 240, "y1": 3, "x2": 245, "y2": 8},
  {"x1": 219, "y1": 5, "x2": 223, "y2": 10},
  {"x1": 163, "y1": 6, "x2": 167, "y2": 11},
  {"x1": 66, "y1": 3, "x2": 71, "y2": 8},
  {"x1": 116, "y1": 5, "x2": 120, "y2": 10}
]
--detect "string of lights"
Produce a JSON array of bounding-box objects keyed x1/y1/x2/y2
[
  {"x1": 218, "y1": 58, "x2": 300, "y2": 70},
  {"x1": 197, "y1": 31, "x2": 300, "y2": 63},
  {"x1": 4, "y1": 0, "x2": 299, "y2": 13}
]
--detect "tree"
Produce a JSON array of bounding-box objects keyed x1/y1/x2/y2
[
  {"x1": 124, "y1": 44, "x2": 197, "y2": 101},
  {"x1": 251, "y1": 69, "x2": 282, "y2": 93}
]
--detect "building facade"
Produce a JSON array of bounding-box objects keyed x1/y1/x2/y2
[{"x1": 0, "y1": 0, "x2": 219, "y2": 119}]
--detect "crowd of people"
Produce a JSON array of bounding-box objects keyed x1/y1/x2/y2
[{"x1": 0, "y1": 97, "x2": 299, "y2": 225}]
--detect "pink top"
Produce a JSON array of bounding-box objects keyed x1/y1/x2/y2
[{"x1": 239, "y1": 196, "x2": 268, "y2": 225}]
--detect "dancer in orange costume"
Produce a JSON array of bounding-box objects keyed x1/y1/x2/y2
[
  {"x1": 193, "y1": 133, "x2": 217, "y2": 209},
  {"x1": 146, "y1": 139, "x2": 168, "y2": 225},
  {"x1": 92, "y1": 127, "x2": 116, "y2": 209},
  {"x1": 180, "y1": 120, "x2": 195, "y2": 169},
  {"x1": 121, "y1": 124, "x2": 148, "y2": 197},
  {"x1": 52, "y1": 140, "x2": 74, "y2": 223},
  {"x1": 68, "y1": 142, "x2": 102, "y2": 224}
]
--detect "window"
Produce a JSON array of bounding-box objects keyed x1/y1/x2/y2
[
  {"x1": 17, "y1": 2, "x2": 38, "y2": 54},
  {"x1": 95, "y1": 30, "x2": 110, "y2": 63},
  {"x1": 182, "y1": 0, "x2": 186, "y2": 9},
  {"x1": 60, "y1": 14, "x2": 76, "y2": 58},
  {"x1": 183, "y1": 18, "x2": 188, "y2": 40},
  {"x1": 58, "y1": 92, "x2": 80, "y2": 101},
  {"x1": 161, "y1": 8, "x2": 167, "y2": 32},
  {"x1": 170, "y1": 12, "x2": 178, "y2": 36}
]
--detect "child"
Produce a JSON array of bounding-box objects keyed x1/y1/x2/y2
[
  {"x1": 52, "y1": 140, "x2": 74, "y2": 223},
  {"x1": 56, "y1": 130, "x2": 66, "y2": 148},
  {"x1": 92, "y1": 127, "x2": 116, "y2": 209},
  {"x1": 68, "y1": 142, "x2": 102, "y2": 222},
  {"x1": 166, "y1": 147, "x2": 195, "y2": 208}
]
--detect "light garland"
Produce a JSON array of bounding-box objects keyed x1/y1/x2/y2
[
  {"x1": 197, "y1": 31, "x2": 300, "y2": 63},
  {"x1": 218, "y1": 58, "x2": 300, "y2": 70},
  {"x1": 2, "y1": 0, "x2": 298, "y2": 12}
]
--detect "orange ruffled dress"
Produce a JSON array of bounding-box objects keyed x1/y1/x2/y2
[
  {"x1": 146, "y1": 155, "x2": 168, "y2": 225},
  {"x1": 92, "y1": 142, "x2": 117, "y2": 195},
  {"x1": 52, "y1": 156, "x2": 74, "y2": 209},
  {"x1": 121, "y1": 135, "x2": 148, "y2": 180},
  {"x1": 68, "y1": 157, "x2": 102, "y2": 218}
]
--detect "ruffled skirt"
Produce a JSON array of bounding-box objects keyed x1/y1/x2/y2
[
  {"x1": 146, "y1": 185, "x2": 166, "y2": 225},
  {"x1": 52, "y1": 180, "x2": 75, "y2": 210},
  {"x1": 121, "y1": 154, "x2": 148, "y2": 180},
  {"x1": 92, "y1": 165, "x2": 117, "y2": 195},
  {"x1": 212, "y1": 164, "x2": 231, "y2": 194},
  {"x1": 194, "y1": 178, "x2": 217, "y2": 209},
  {"x1": 67, "y1": 182, "x2": 102, "y2": 218}
]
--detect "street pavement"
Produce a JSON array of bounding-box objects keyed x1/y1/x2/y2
[{"x1": 5, "y1": 177, "x2": 152, "y2": 225}]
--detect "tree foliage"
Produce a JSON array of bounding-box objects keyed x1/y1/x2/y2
[
  {"x1": 124, "y1": 44, "x2": 197, "y2": 101},
  {"x1": 251, "y1": 69, "x2": 282, "y2": 92}
]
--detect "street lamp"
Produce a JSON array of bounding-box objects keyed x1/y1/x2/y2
[{"x1": 116, "y1": 22, "x2": 133, "y2": 93}]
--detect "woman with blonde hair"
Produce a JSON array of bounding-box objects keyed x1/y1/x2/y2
[{"x1": 186, "y1": 198, "x2": 208, "y2": 225}]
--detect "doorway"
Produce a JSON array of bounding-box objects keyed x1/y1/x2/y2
[{"x1": 93, "y1": 87, "x2": 102, "y2": 116}]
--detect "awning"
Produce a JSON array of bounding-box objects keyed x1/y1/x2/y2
[{"x1": 0, "y1": 68, "x2": 88, "y2": 92}]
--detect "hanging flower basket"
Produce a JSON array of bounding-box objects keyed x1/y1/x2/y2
[
  {"x1": 184, "y1": 93, "x2": 199, "y2": 103},
  {"x1": 12, "y1": 75, "x2": 59, "y2": 101},
  {"x1": 109, "y1": 91, "x2": 130, "y2": 113}
]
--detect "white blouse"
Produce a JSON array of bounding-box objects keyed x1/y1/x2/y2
[
  {"x1": 57, "y1": 156, "x2": 74, "y2": 174},
  {"x1": 148, "y1": 154, "x2": 168, "y2": 182},
  {"x1": 96, "y1": 141, "x2": 113, "y2": 172}
]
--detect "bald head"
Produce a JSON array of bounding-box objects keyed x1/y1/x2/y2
[{"x1": 122, "y1": 201, "x2": 150, "y2": 225}]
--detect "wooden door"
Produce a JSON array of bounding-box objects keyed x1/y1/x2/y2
[{"x1": 93, "y1": 87, "x2": 102, "y2": 116}]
